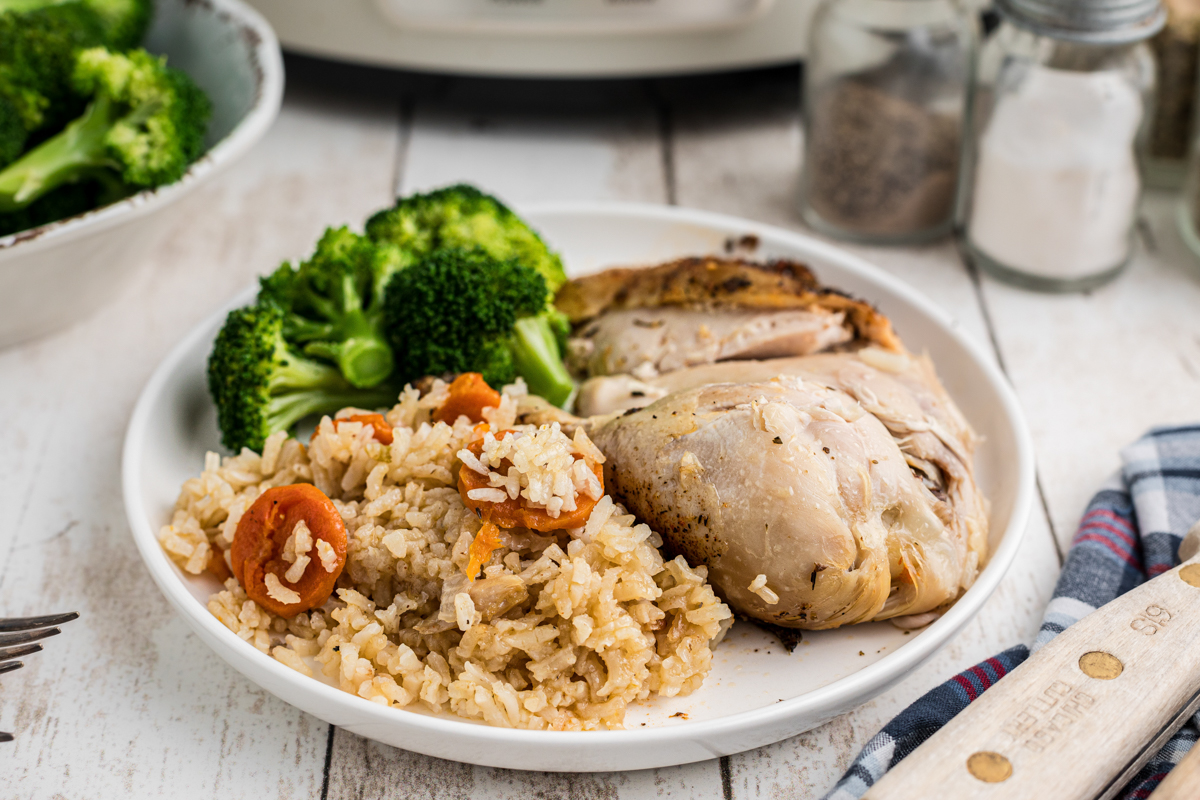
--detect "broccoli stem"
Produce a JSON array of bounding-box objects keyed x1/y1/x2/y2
[
  {"x1": 0, "y1": 94, "x2": 113, "y2": 212},
  {"x1": 265, "y1": 344, "x2": 397, "y2": 435},
  {"x1": 300, "y1": 309, "x2": 393, "y2": 389},
  {"x1": 264, "y1": 387, "x2": 398, "y2": 437},
  {"x1": 508, "y1": 315, "x2": 575, "y2": 407},
  {"x1": 269, "y1": 343, "x2": 356, "y2": 392}
]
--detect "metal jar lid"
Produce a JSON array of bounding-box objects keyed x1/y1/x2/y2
[{"x1": 995, "y1": 0, "x2": 1167, "y2": 44}]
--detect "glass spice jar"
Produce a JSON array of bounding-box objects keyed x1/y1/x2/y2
[
  {"x1": 1142, "y1": 0, "x2": 1200, "y2": 187},
  {"x1": 962, "y1": 0, "x2": 1162, "y2": 292},
  {"x1": 798, "y1": 0, "x2": 977, "y2": 244}
]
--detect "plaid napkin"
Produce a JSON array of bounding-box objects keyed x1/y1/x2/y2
[{"x1": 821, "y1": 424, "x2": 1200, "y2": 800}]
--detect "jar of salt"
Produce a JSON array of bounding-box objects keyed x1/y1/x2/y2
[
  {"x1": 963, "y1": 0, "x2": 1163, "y2": 292},
  {"x1": 798, "y1": 0, "x2": 977, "y2": 244}
]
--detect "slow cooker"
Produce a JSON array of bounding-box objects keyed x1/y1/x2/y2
[{"x1": 244, "y1": 0, "x2": 818, "y2": 77}]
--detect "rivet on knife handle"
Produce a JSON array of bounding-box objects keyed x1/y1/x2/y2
[{"x1": 862, "y1": 544, "x2": 1200, "y2": 800}]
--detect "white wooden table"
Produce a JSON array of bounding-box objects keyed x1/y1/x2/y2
[{"x1": 2, "y1": 62, "x2": 1197, "y2": 799}]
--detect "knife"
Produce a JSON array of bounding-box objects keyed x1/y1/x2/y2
[
  {"x1": 1146, "y1": 732, "x2": 1200, "y2": 798},
  {"x1": 863, "y1": 524, "x2": 1200, "y2": 799}
]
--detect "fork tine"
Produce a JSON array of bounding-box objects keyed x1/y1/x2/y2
[
  {"x1": 0, "y1": 732, "x2": 12, "y2": 743},
  {"x1": 0, "y1": 643, "x2": 42, "y2": 661},
  {"x1": 0, "y1": 628, "x2": 60, "y2": 648},
  {"x1": 0, "y1": 661, "x2": 23, "y2": 675},
  {"x1": 0, "y1": 612, "x2": 78, "y2": 632}
]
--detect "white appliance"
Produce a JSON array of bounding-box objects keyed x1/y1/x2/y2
[{"x1": 244, "y1": 0, "x2": 820, "y2": 77}]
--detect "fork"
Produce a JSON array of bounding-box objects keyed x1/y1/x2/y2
[{"x1": 0, "y1": 612, "x2": 79, "y2": 743}]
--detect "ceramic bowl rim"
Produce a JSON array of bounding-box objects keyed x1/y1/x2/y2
[{"x1": 0, "y1": 0, "x2": 285, "y2": 256}]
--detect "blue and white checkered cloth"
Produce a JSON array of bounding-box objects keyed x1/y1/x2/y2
[{"x1": 821, "y1": 424, "x2": 1200, "y2": 800}]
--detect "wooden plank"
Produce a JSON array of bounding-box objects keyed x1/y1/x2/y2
[
  {"x1": 0, "y1": 83, "x2": 401, "y2": 799},
  {"x1": 399, "y1": 78, "x2": 668, "y2": 204},
  {"x1": 663, "y1": 68, "x2": 1066, "y2": 798},
  {"x1": 321, "y1": 75, "x2": 730, "y2": 800},
  {"x1": 978, "y1": 191, "x2": 1200, "y2": 553},
  {"x1": 326, "y1": 732, "x2": 725, "y2": 800}
]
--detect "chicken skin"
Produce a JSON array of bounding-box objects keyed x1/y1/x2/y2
[
  {"x1": 590, "y1": 376, "x2": 980, "y2": 629},
  {"x1": 544, "y1": 256, "x2": 988, "y2": 630}
]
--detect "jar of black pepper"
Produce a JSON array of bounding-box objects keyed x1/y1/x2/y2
[{"x1": 798, "y1": 0, "x2": 977, "y2": 244}]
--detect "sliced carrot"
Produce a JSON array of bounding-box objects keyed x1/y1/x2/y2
[
  {"x1": 311, "y1": 413, "x2": 393, "y2": 445},
  {"x1": 434, "y1": 373, "x2": 502, "y2": 425},
  {"x1": 457, "y1": 436, "x2": 603, "y2": 532},
  {"x1": 231, "y1": 484, "x2": 347, "y2": 617},
  {"x1": 465, "y1": 512, "x2": 502, "y2": 581}
]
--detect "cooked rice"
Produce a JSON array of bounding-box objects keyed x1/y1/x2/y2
[
  {"x1": 463, "y1": 424, "x2": 605, "y2": 517},
  {"x1": 160, "y1": 380, "x2": 732, "y2": 730},
  {"x1": 747, "y1": 574, "x2": 780, "y2": 605}
]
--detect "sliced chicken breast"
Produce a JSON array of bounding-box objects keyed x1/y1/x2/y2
[
  {"x1": 557, "y1": 256, "x2": 903, "y2": 382},
  {"x1": 571, "y1": 306, "x2": 854, "y2": 378}
]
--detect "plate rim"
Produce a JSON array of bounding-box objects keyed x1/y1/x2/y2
[{"x1": 121, "y1": 201, "x2": 1035, "y2": 756}]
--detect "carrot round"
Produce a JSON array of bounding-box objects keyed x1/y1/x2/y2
[
  {"x1": 457, "y1": 437, "x2": 603, "y2": 532},
  {"x1": 312, "y1": 413, "x2": 393, "y2": 445},
  {"x1": 435, "y1": 373, "x2": 502, "y2": 425},
  {"x1": 231, "y1": 484, "x2": 347, "y2": 617}
]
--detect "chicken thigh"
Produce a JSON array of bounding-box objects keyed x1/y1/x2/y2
[
  {"x1": 548, "y1": 256, "x2": 988, "y2": 630},
  {"x1": 590, "y1": 378, "x2": 976, "y2": 629},
  {"x1": 577, "y1": 349, "x2": 990, "y2": 601}
]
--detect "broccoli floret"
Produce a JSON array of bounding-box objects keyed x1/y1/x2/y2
[
  {"x1": 0, "y1": 0, "x2": 150, "y2": 50},
  {"x1": 257, "y1": 227, "x2": 402, "y2": 389},
  {"x1": 365, "y1": 183, "x2": 568, "y2": 296},
  {"x1": 0, "y1": 46, "x2": 209, "y2": 212},
  {"x1": 207, "y1": 303, "x2": 400, "y2": 453},
  {"x1": 0, "y1": 3, "x2": 106, "y2": 162},
  {"x1": 78, "y1": 0, "x2": 151, "y2": 49},
  {"x1": 383, "y1": 247, "x2": 575, "y2": 406}
]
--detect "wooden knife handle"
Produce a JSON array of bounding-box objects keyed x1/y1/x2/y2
[
  {"x1": 1147, "y1": 738, "x2": 1200, "y2": 799},
  {"x1": 863, "y1": 553, "x2": 1200, "y2": 800}
]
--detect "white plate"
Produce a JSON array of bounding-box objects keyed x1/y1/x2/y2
[{"x1": 122, "y1": 203, "x2": 1035, "y2": 772}]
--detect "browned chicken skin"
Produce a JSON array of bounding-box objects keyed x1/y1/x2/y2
[{"x1": 557, "y1": 256, "x2": 904, "y2": 376}]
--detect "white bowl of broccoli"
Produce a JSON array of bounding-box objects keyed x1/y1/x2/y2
[{"x1": 0, "y1": 0, "x2": 283, "y2": 348}]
